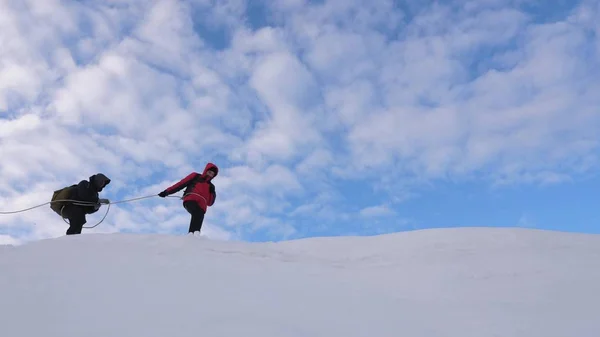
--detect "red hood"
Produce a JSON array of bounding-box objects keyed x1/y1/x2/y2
[{"x1": 202, "y1": 162, "x2": 218, "y2": 179}]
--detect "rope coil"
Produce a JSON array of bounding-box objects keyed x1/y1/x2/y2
[{"x1": 0, "y1": 194, "x2": 182, "y2": 228}]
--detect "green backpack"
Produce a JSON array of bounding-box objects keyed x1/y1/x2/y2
[{"x1": 50, "y1": 185, "x2": 76, "y2": 215}]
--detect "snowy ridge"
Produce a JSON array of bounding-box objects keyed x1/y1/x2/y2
[{"x1": 1, "y1": 227, "x2": 600, "y2": 337}]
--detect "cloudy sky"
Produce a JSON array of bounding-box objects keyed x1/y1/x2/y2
[{"x1": 1, "y1": 0, "x2": 599, "y2": 245}]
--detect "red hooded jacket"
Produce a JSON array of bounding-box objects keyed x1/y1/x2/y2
[{"x1": 163, "y1": 163, "x2": 218, "y2": 212}]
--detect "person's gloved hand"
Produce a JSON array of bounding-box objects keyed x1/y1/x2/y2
[
  {"x1": 99, "y1": 198, "x2": 110, "y2": 204},
  {"x1": 158, "y1": 191, "x2": 167, "y2": 197}
]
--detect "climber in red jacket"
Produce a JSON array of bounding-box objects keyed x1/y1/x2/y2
[{"x1": 158, "y1": 163, "x2": 218, "y2": 234}]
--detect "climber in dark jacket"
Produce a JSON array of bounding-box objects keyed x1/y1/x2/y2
[
  {"x1": 158, "y1": 163, "x2": 218, "y2": 234},
  {"x1": 61, "y1": 173, "x2": 111, "y2": 235}
]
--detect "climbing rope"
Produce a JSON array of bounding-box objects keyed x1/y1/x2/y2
[
  {"x1": 61, "y1": 201, "x2": 111, "y2": 228},
  {"x1": 0, "y1": 194, "x2": 182, "y2": 228}
]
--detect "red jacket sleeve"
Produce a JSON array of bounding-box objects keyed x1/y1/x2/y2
[{"x1": 164, "y1": 172, "x2": 198, "y2": 195}]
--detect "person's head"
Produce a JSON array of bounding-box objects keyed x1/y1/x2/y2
[
  {"x1": 203, "y1": 163, "x2": 218, "y2": 180},
  {"x1": 90, "y1": 173, "x2": 111, "y2": 192}
]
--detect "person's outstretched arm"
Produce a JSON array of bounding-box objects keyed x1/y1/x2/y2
[{"x1": 159, "y1": 172, "x2": 198, "y2": 196}]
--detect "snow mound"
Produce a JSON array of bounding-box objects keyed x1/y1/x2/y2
[{"x1": 1, "y1": 227, "x2": 600, "y2": 337}]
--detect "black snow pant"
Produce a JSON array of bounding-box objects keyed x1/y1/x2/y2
[
  {"x1": 61, "y1": 205, "x2": 87, "y2": 235},
  {"x1": 183, "y1": 200, "x2": 205, "y2": 233}
]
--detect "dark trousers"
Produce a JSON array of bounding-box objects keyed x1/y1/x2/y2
[
  {"x1": 183, "y1": 201, "x2": 205, "y2": 233},
  {"x1": 61, "y1": 205, "x2": 87, "y2": 235}
]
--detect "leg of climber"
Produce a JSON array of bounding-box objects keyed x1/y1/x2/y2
[
  {"x1": 183, "y1": 200, "x2": 205, "y2": 233},
  {"x1": 62, "y1": 205, "x2": 87, "y2": 235}
]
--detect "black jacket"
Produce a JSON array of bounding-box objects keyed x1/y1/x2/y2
[{"x1": 69, "y1": 173, "x2": 111, "y2": 214}]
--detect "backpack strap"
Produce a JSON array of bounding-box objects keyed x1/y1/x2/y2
[{"x1": 183, "y1": 173, "x2": 204, "y2": 195}]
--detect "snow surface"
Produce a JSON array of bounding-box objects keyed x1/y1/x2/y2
[{"x1": 1, "y1": 227, "x2": 600, "y2": 337}]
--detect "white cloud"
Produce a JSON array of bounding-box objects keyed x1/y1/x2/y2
[
  {"x1": 295, "y1": 148, "x2": 334, "y2": 176},
  {"x1": 315, "y1": 1, "x2": 600, "y2": 186},
  {"x1": 324, "y1": 80, "x2": 379, "y2": 127},
  {"x1": 0, "y1": 235, "x2": 19, "y2": 246},
  {"x1": 517, "y1": 214, "x2": 537, "y2": 229},
  {"x1": 360, "y1": 205, "x2": 396, "y2": 218},
  {"x1": 242, "y1": 50, "x2": 322, "y2": 164}
]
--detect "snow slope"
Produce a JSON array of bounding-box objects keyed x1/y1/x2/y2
[{"x1": 1, "y1": 227, "x2": 600, "y2": 337}]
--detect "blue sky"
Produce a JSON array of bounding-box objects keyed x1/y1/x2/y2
[{"x1": 0, "y1": 0, "x2": 599, "y2": 245}]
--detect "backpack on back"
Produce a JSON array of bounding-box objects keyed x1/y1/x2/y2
[{"x1": 50, "y1": 185, "x2": 76, "y2": 216}]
